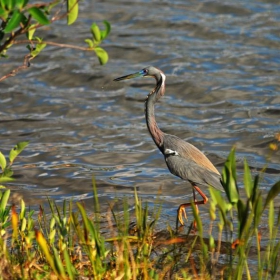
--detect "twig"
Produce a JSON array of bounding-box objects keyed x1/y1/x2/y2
[
  {"x1": 0, "y1": 53, "x2": 34, "y2": 82},
  {"x1": 13, "y1": 39, "x2": 95, "y2": 51}
]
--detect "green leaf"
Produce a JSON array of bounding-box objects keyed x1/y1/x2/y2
[
  {"x1": 209, "y1": 235, "x2": 215, "y2": 250},
  {"x1": 222, "y1": 147, "x2": 239, "y2": 204},
  {"x1": 28, "y1": 7, "x2": 50, "y2": 25},
  {"x1": 0, "y1": 189, "x2": 10, "y2": 212},
  {"x1": 35, "y1": 230, "x2": 58, "y2": 275},
  {"x1": 48, "y1": 0, "x2": 60, "y2": 12},
  {"x1": 3, "y1": 0, "x2": 16, "y2": 11},
  {"x1": 84, "y1": 38, "x2": 93, "y2": 48},
  {"x1": 253, "y1": 192, "x2": 262, "y2": 227},
  {"x1": 268, "y1": 200, "x2": 274, "y2": 239},
  {"x1": 2, "y1": 167, "x2": 13, "y2": 178},
  {"x1": 0, "y1": 176, "x2": 14, "y2": 183},
  {"x1": 243, "y1": 159, "x2": 253, "y2": 198},
  {"x1": 91, "y1": 23, "x2": 101, "y2": 42},
  {"x1": 27, "y1": 24, "x2": 36, "y2": 40},
  {"x1": 64, "y1": 248, "x2": 76, "y2": 279},
  {"x1": 23, "y1": 0, "x2": 29, "y2": 7},
  {"x1": 20, "y1": 199, "x2": 25, "y2": 220},
  {"x1": 30, "y1": 42, "x2": 47, "y2": 57},
  {"x1": 0, "y1": 152, "x2": 6, "y2": 171},
  {"x1": 0, "y1": 7, "x2": 8, "y2": 20},
  {"x1": 16, "y1": 0, "x2": 27, "y2": 9},
  {"x1": 9, "y1": 141, "x2": 29, "y2": 164},
  {"x1": 100, "y1": 20, "x2": 111, "y2": 40},
  {"x1": 264, "y1": 181, "x2": 280, "y2": 209},
  {"x1": 251, "y1": 174, "x2": 260, "y2": 203},
  {"x1": 94, "y1": 47, "x2": 108, "y2": 65},
  {"x1": 21, "y1": 217, "x2": 27, "y2": 231},
  {"x1": 53, "y1": 248, "x2": 66, "y2": 278},
  {"x1": 67, "y1": 0, "x2": 79, "y2": 25},
  {"x1": 191, "y1": 202, "x2": 203, "y2": 236},
  {"x1": 237, "y1": 199, "x2": 249, "y2": 237},
  {"x1": 3, "y1": 10, "x2": 25, "y2": 33},
  {"x1": 209, "y1": 186, "x2": 232, "y2": 226}
]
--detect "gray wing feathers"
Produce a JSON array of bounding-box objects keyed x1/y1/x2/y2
[
  {"x1": 165, "y1": 155, "x2": 224, "y2": 191},
  {"x1": 162, "y1": 134, "x2": 220, "y2": 175}
]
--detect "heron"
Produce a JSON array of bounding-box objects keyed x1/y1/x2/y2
[{"x1": 114, "y1": 66, "x2": 224, "y2": 227}]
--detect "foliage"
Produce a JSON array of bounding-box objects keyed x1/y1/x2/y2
[
  {"x1": 0, "y1": 148, "x2": 279, "y2": 279},
  {"x1": 0, "y1": 0, "x2": 110, "y2": 81},
  {"x1": 205, "y1": 148, "x2": 280, "y2": 279},
  {"x1": 0, "y1": 141, "x2": 29, "y2": 187}
]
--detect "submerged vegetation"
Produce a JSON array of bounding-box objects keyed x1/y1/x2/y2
[{"x1": 0, "y1": 142, "x2": 279, "y2": 279}]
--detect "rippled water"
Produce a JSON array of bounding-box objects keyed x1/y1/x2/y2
[{"x1": 1, "y1": 0, "x2": 280, "y2": 227}]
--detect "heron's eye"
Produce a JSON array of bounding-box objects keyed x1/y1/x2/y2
[{"x1": 140, "y1": 68, "x2": 149, "y2": 76}]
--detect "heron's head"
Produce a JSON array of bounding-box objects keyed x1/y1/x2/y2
[{"x1": 114, "y1": 66, "x2": 162, "y2": 82}]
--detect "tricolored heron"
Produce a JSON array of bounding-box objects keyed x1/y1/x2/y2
[{"x1": 114, "y1": 66, "x2": 224, "y2": 226}]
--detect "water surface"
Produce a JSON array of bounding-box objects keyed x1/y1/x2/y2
[{"x1": 1, "y1": 0, "x2": 279, "y2": 229}]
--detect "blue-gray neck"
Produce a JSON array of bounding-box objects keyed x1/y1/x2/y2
[{"x1": 145, "y1": 74, "x2": 165, "y2": 149}]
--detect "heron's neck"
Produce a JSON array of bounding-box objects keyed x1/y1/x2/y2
[{"x1": 145, "y1": 73, "x2": 166, "y2": 149}]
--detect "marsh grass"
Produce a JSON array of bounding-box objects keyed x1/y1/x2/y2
[{"x1": 0, "y1": 149, "x2": 279, "y2": 279}]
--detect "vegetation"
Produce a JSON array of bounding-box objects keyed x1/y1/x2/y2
[
  {"x1": 0, "y1": 141, "x2": 279, "y2": 279},
  {"x1": 0, "y1": 141, "x2": 29, "y2": 187},
  {"x1": 0, "y1": 0, "x2": 110, "y2": 81}
]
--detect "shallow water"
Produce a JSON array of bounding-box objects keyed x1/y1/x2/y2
[{"x1": 1, "y1": 0, "x2": 280, "y2": 228}]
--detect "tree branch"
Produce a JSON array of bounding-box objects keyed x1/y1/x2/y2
[
  {"x1": 0, "y1": 53, "x2": 34, "y2": 82},
  {"x1": 13, "y1": 39, "x2": 95, "y2": 51}
]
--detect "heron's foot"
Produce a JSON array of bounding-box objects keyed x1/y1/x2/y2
[{"x1": 177, "y1": 206, "x2": 188, "y2": 226}]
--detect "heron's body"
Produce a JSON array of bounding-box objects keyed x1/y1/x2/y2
[
  {"x1": 114, "y1": 66, "x2": 224, "y2": 226},
  {"x1": 161, "y1": 134, "x2": 223, "y2": 191}
]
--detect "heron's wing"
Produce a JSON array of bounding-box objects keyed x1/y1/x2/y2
[
  {"x1": 163, "y1": 134, "x2": 220, "y2": 175},
  {"x1": 165, "y1": 154, "x2": 224, "y2": 191}
]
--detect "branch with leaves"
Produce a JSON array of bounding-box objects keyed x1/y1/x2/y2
[{"x1": 0, "y1": 0, "x2": 110, "y2": 81}]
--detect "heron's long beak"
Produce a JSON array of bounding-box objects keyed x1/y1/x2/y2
[{"x1": 114, "y1": 70, "x2": 144, "y2": 81}]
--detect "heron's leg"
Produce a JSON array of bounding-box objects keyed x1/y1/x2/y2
[
  {"x1": 177, "y1": 185, "x2": 208, "y2": 226},
  {"x1": 193, "y1": 185, "x2": 209, "y2": 205}
]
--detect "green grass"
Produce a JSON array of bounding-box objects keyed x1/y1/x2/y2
[{"x1": 0, "y1": 145, "x2": 279, "y2": 279}]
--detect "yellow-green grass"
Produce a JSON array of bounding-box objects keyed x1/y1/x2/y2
[{"x1": 0, "y1": 144, "x2": 279, "y2": 279}]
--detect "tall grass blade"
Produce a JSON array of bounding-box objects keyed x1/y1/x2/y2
[
  {"x1": 11, "y1": 205, "x2": 18, "y2": 242},
  {"x1": 268, "y1": 200, "x2": 274, "y2": 240},
  {"x1": 53, "y1": 247, "x2": 66, "y2": 279},
  {"x1": 243, "y1": 159, "x2": 253, "y2": 198},
  {"x1": 92, "y1": 176, "x2": 100, "y2": 227},
  {"x1": 253, "y1": 193, "x2": 262, "y2": 227},
  {"x1": 264, "y1": 181, "x2": 280, "y2": 210},
  {"x1": 222, "y1": 148, "x2": 239, "y2": 204},
  {"x1": 35, "y1": 230, "x2": 58, "y2": 275},
  {"x1": 64, "y1": 248, "x2": 76, "y2": 280},
  {"x1": 237, "y1": 199, "x2": 249, "y2": 237}
]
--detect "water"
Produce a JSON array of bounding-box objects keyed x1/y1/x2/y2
[{"x1": 1, "y1": 0, "x2": 279, "y2": 227}]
